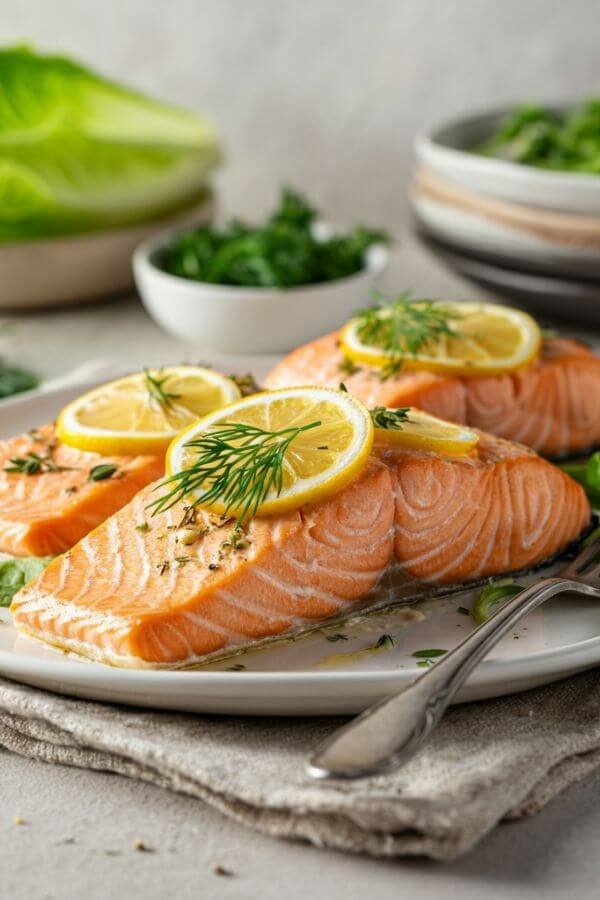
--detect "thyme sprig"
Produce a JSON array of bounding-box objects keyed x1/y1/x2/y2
[
  {"x1": 355, "y1": 291, "x2": 459, "y2": 378},
  {"x1": 4, "y1": 449, "x2": 73, "y2": 475},
  {"x1": 145, "y1": 369, "x2": 181, "y2": 412},
  {"x1": 149, "y1": 419, "x2": 322, "y2": 522},
  {"x1": 370, "y1": 406, "x2": 409, "y2": 430}
]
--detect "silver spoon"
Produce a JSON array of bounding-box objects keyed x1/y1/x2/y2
[{"x1": 308, "y1": 534, "x2": 600, "y2": 780}]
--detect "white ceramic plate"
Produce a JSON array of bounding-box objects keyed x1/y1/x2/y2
[
  {"x1": 415, "y1": 106, "x2": 600, "y2": 216},
  {"x1": 0, "y1": 381, "x2": 599, "y2": 715}
]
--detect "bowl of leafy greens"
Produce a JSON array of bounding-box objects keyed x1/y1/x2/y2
[
  {"x1": 0, "y1": 46, "x2": 221, "y2": 309},
  {"x1": 133, "y1": 188, "x2": 390, "y2": 353},
  {"x1": 415, "y1": 100, "x2": 600, "y2": 216}
]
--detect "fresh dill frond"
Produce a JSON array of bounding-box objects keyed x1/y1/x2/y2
[
  {"x1": 148, "y1": 419, "x2": 321, "y2": 522},
  {"x1": 370, "y1": 406, "x2": 409, "y2": 430},
  {"x1": 354, "y1": 291, "x2": 459, "y2": 378},
  {"x1": 145, "y1": 369, "x2": 181, "y2": 412}
]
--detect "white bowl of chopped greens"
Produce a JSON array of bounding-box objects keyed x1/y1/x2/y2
[
  {"x1": 0, "y1": 46, "x2": 221, "y2": 309},
  {"x1": 415, "y1": 101, "x2": 600, "y2": 216},
  {"x1": 133, "y1": 189, "x2": 390, "y2": 354}
]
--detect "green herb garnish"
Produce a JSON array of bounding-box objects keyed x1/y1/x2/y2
[
  {"x1": 477, "y1": 99, "x2": 600, "y2": 174},
  {"x1": 354, "y1": 291, "x2": 459, "y2": 378},
  {"x1": 0, "y1": 363, "x2": 39, "y2": 399},
  {"x1": 228, "y1": 373, "x2": 261, "y2": 397},
  {"x1": 325, "y1": 633, "x2": 349, "y2": 643},
  {"x1": 0, "y1": 556, "x2": 53, "y2": 606},
  {"x1": 88, "y1": 463, "x2": 118, "y2": 482},
  {"x1": 4, "y1": 450, "x2": 71, "y2": 475},
  {"x1": 370, "y1": 406, "x2": 410, "y2": 430},
  {"x1": 561, "y1": 452, "x2": 600, "y2": 513},
  {"x1": 412, "y1": 648, "x2": 447, "y2": 659},
  {"x1": 149, "y1": 419, "x2": 321, "y2": 523},
  {"x1": 375, "y1": 634, "x2": 395, "y2": 650},
  {"x1": 161, "y1": 187, "x2": 390, "y2": 288},
  {"x1": 472, "y1": 581, "x2": 523, "y2": 625},
  {"x1": 145, "y1": 369, "x2": 181, "y2": 412},
  {"x1": 339, "y1": 356, "x2": 360, "y2": 376}
]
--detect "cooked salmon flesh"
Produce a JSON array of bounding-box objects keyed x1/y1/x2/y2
[
  {"x1": 265, "y1": 335, "x2": 600, "y2": 458},
  {"x1": 0, "y1": 424, "x2": 163, "y2": 556},
  {"x1": 11, "y1": 432, "x2": 590, "y2": 668}
]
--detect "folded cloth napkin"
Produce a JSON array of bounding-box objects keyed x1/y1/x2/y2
[{"x1": 2, "y1": 670, "x2": 600, "y2": 861}]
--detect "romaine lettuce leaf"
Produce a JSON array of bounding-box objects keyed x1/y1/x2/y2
[
  {"x1": 0, "y1": 46, "x2": 221, "y2": 240},
  {"x1": 0, "y1": 556, "x2": 53, "y2": 606}
]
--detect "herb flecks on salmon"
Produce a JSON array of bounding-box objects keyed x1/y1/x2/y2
[
  {"x1": 0, "y1": 424, "x2": 163, "y2": 556},
  {"x1": 11, "y1": 434, "x2": 590, "y2": 668}
]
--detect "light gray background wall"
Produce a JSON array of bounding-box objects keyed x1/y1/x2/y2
[{"x1": 1, "y1": 0, "x2": 598, "y2": 230}]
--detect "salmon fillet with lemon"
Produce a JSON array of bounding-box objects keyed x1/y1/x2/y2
[
  {"x1": 11, "y1": 433, "x2": 589, "y2": 668},
  {"x1": 0, "y1": 424, "x2": 163, "y2": 556},
  {"x1": 0, "y1": 367, "x2": 242, "y2": 557},
  {"x1": 265, "y1": 333, "x2": 600, "y2": 458}
]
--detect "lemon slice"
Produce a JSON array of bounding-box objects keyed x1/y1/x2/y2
[
  {"x1": 374, "y1": 408, "x2": 479, "y2": 457},
  {"x1": 341, "y1": 301, "x2": 541, "y2": 377},
  {"x1": 163, "y1": 386, "x2": 374, "y2": 519},
  {"x1": 57, "y1": 366, "x2": 241, "y2": 456}
]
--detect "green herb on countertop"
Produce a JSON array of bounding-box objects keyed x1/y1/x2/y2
[
  {"x1": 561, "y1": 452, "x2": 600, "y2": 513},
  {"x1": 0, "y1": 361, "x2": 39, "y2": 399},
  {"x1": 0, "y1": 556, "x2": 53, "y2": 606},
  {"x1": 354, "y1": 292, "x2": 459, "y2": 378},
  {"x1": 476, "y1": 99, "x2": 600, "y2": 173},
  {"x1": 160, "y1": 187, "x2": 390, "y2": 287},
  {"x1": 149, "y1": 419, "x2": 322, "y2": 523},
  {"x1": 88, "y1": 463, "x2": 118, "y2": 482}
]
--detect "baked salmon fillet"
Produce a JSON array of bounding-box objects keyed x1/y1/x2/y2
[
  {"x1": 11, "y1": 433, "x2": 590, "y2": 668},
  {"x1": 0, "y1": 424, "x2": 163, "y2": 556},
  {"x1": 265, "y1": 334, "x2": 600, "y2": 458}
]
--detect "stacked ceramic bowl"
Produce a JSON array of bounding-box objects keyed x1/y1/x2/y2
[{"x1": 412, "y1": 107, "x2": 600, "y2": 325}]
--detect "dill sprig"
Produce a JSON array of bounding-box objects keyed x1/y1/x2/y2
[
  {"x1": 355, "y1": 291, "x2": 459, "y2": 378},
  {"x1": 149, "y1": 419, "x2": 321, "y2": 522},
  {"x1": 370, "y1": 406, "x2": 409, "y2": 430},
  {"x1": 145, "y1": 369, "x2": 181, "y2": 412}
]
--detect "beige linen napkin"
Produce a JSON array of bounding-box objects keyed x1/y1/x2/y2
[{"x1": 2, "y1": 670, "x2": 600, "y2": 861}]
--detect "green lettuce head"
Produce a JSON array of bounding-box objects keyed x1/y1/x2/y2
[{"x1": 0, "y1": 46, "x2": 221, "y2": 240}]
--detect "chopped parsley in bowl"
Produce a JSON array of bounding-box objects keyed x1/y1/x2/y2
[{"x1": 157, "y1": 188, "x2": 390, "y2": 288}]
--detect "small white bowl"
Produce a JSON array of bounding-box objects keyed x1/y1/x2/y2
[
  {"x1": 415, "y1": 106, "x2": 600, "y2": 216},
  {"x1": 0, "y1": 192, "x2": 215, "y2": 311},
  {"x1": 133, "y1": 231, "x2": 388, "y2": 354}
]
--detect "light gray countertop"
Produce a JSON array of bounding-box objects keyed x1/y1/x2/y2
[{"x1": 1, "y1": 240, "x2": 599, "y2": 899}]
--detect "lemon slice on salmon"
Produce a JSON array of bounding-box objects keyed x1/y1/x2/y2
[
  {"x1": 57, "y1": 366, "x2": 241, "y2": 456},
  {"x1": 341, "y1": 300, "x2": 541, "y2": 377},
  {"x1": 160, "y1": 386, "x2": 374, "y2": 519},
  {"x1": 373, "y1": 407, "x2": 479, "y2": 457}
]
